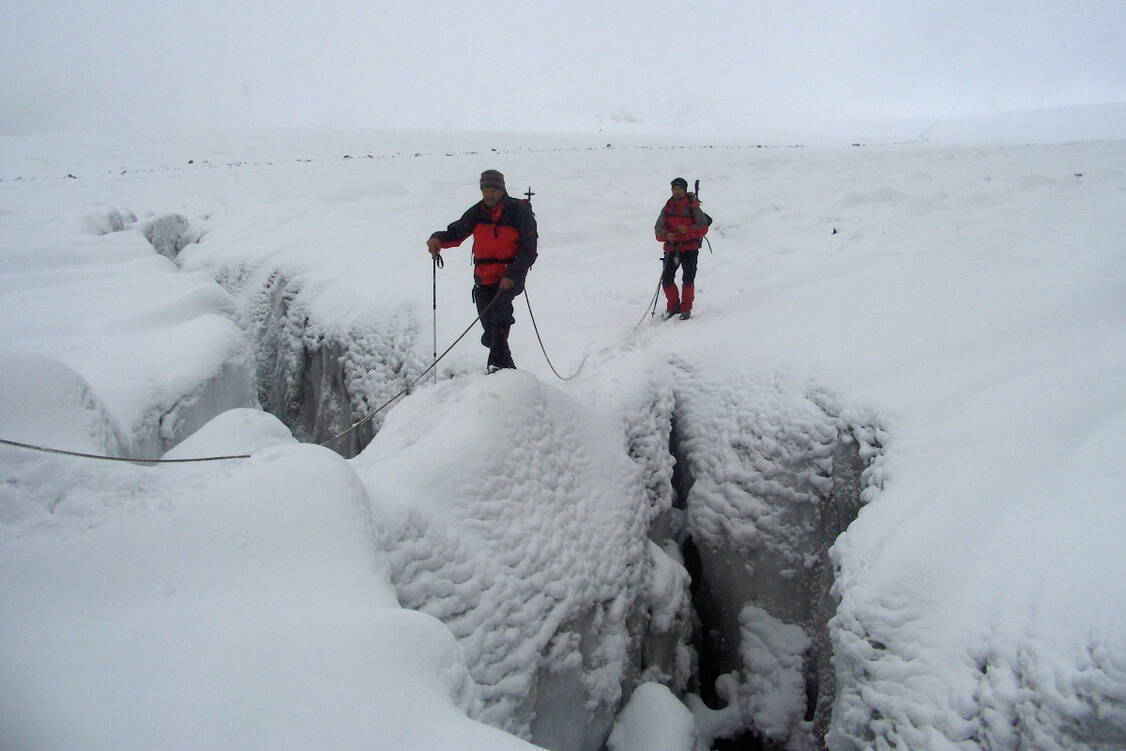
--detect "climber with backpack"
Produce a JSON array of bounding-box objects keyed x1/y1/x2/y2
[
  {"x1": 654, "y1": 177, "x2": 710, "y2": 320},
  {"x1": 427, "y1": 170, "x2": 539, "y2": 372}
]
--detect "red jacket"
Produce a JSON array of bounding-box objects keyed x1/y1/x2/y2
[
  {"x1": 431, "y1": 196, "x2": 538, "y2": 286},
  {"x1": 655, "y1": 195, "x2": 708, "y2": 252}
]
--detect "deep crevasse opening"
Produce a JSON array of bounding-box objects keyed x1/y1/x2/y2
[
  {"x1": 211, "y1": 266, "x2": 885, "y2": 749},
  {"x1": 633, "y1": 365, "x2": 883, "y2": 750},
  {"x1": 212, "y1": 266, "x2": 434, "y2": 457}
]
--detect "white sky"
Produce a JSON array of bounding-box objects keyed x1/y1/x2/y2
[{"x1": 2, "y1": 0, "x2": 1124, "y2": 134}]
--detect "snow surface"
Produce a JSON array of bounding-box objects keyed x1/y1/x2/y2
[
  {"x1": 608, "y1": 681, "x2": 700, "y2": 751},
  {"x1": 2, "y1": 107, "x2": 1125, "y2": 749}
]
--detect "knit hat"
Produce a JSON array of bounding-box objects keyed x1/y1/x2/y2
[
  {"x1": 480, "y1": 170, "x2": 506, "y2": 191},
  {"x1": 670, "y1": 177, "x2": 688, "y2": 190}
]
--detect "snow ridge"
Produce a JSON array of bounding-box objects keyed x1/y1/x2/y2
[
  {"x1": 353, "y1": 371, "x2": 655, "y2": 748},
  {"x1": 829, "y1": 591, "x2": 1126, "y2": 750}
]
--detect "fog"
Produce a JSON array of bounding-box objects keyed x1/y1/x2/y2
[{"x1": 2, "y1": 0, "x2": 1124, "y2": 135}]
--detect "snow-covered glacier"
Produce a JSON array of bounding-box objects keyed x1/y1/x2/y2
[
  {"x1": 0, "y1": 204, "x2": 255, "y2": 459},
  {"x1": 2, "y1": 124, "x2": 1124, "y2": 750}
]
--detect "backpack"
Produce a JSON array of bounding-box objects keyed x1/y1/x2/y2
[{"x1": 690, "y1": 195, "x2": 713, "y2": 231}]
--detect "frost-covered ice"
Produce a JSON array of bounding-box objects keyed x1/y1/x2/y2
[{"x1": 2, "y1": 109, "x2": 1124, "y2": 749}]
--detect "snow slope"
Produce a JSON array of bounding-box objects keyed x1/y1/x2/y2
[
  {"x1": 1, "y1": 427, "x2": 541, "y2": 751},
  {"x1": 2, "y1": 109, "x2": 1124, "y2": 749}
]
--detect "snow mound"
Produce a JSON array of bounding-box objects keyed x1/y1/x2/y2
[
  {"x1": 737, "y1": 603, "x2": 812, "y2": 739},
  {"x1": 142, "y1": 213, "x2": 199, "y2": 260},
  {"x1": 608, "y1": 682, "x2": 699, "y2": 751},
  {"x1": 0, "y1": 442, "x2": 542, "y2": 751},
  {"x1": 0, "y1": 346, "x2": 127, "y2": 455},
  {"x1": 161, "y1": 407, "x2": 295, "y2": 460},
  {"x1": 0, "y1": 217, "x2": 257, "y2": 457},
  {"x1": 353, "y1": 370, "x2": 652, "y2": 746}
]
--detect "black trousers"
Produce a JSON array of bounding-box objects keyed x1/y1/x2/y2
[
  {"x1": 662, "y1": 250, "x2": 699, "y2": 287},
  {"x1": 472, "y1": 279, "x2": 523, "y2": 348}
]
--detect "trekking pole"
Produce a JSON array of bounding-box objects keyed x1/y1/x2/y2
[
  {"x1": 648, "y1": 253, "x2": 667, "y2": 321},
  {"x1": 431, "y1": 251, "x2": 444, "y2": 385},
  {"x1": 633, "y1": 270, "x2": 664, "y2": 330}
]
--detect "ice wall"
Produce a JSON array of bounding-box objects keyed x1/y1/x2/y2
[
  {"x1": 679, "y1": 375, "x2": 882, "y2": 747},
  {"x1": 227, "y1": 268, "x2": 429, "y2": 457},
  {"x1": 351, "y1": 371, "x2": 690, "y2": 751},
  {"x1": 598, "y1": 361, "x2": 883, "y2": 749}
]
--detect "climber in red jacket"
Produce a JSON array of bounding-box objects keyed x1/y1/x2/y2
[
  {"x1": 654, "y1": 177, "x2": 708, "y2": 320},
  {"x1": 427, "y1": 170, "x2": 538, "y2": 371}
]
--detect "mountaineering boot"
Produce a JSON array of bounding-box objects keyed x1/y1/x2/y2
[
  {"x1": 680, "y1": 284, "x2": 695, "y2": 320},
  {"x1": 662, "y1": 284, "x2": 681, "y2": 320},
  {"x1": 487, "y1": 325, "x2": 515, "y2": 372}
]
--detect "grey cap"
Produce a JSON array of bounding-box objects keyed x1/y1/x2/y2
[{"x1": 480, "y1": 170, "x2": 506, "y2": 190}]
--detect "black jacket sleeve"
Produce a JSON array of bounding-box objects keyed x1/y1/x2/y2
[
  {"x1": 500, "y1": 198, "x2": 538, "y2": 285},
  {"x1": 429, "y1": 204, "x2": 480, "y2": 247}
]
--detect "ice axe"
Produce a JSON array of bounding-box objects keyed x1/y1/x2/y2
[{"x1": 695, "y1": 179, "x2": 713, "y2": 254}]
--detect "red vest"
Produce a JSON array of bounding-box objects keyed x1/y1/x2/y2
[{"x1": 469, "y1": 204, "x2": 521, "y2": 285}]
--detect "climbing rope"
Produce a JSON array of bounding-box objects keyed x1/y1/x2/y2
[
  {"x1": 523, "y1": 286, "x2": 587, "y2": 381},
  {"x1": 0, "y1": 437, "x2": 252, "y2": 463},
  {"x1": 317, "y1": 296, "x2": 494, "y2": 448},
  {"x1": 633, "y1": 277, "x2": 663, "y2": 330}
]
